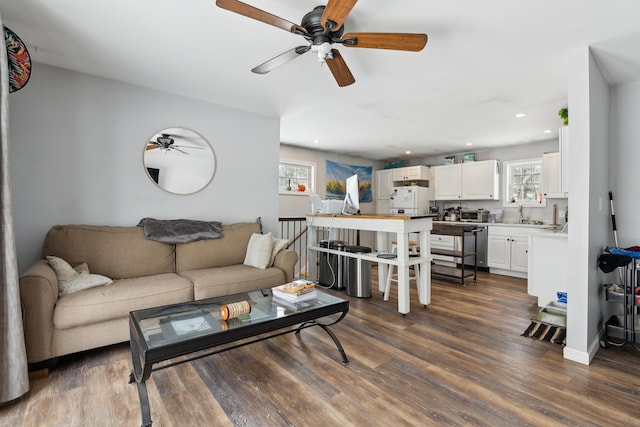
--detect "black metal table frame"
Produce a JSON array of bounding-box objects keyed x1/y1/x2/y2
[{"x1": 128, "y1": 297, "x2": 349, "y2": 427}]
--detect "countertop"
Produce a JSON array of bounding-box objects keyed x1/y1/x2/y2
[{"x1": 433, "y1": 220, "x2": 565, "y2": 231}]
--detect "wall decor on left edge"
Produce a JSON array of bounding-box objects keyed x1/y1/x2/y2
[{"x1": 4, "y1": 26, "x2": 31, "y2": 93}]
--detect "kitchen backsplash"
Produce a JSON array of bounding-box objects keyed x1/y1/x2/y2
[{"x1": 434, "y1": 198, "x2": 569, "y2": 225}]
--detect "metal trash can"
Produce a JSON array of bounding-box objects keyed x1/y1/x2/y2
[
  {"x1": 319, "y1": 240, "x2": 345, "y2": 289},
  {"x1": 343, "y1": 245, "x2": 372, "y2": 298}
]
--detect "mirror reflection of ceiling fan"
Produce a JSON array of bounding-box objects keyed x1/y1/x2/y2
[
  {"x1": 215, "y1": 0, "x2": 428, "y2": 87},
  {"x1": 145, "y1": 134, "x2": 205, "y2": 155}
]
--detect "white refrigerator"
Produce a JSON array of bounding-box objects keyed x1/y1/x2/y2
[{"x1": 389, "y1": 186, "x2": 430, "y2": 215}]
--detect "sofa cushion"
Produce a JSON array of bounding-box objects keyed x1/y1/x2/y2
[
  {"x1": 243, "y1": 232, "x2": 273, "y2": 269},
  {"x1": 180, "y1": 264, "x2": 285, "y2": 300},
  {"x1": 44, "y1": 225, "x2": 176, "y2": 279},
  {"x1": 47, "y1": 256, "x2": 113, "y2": 296},
  {"x1": 53, "y1": 273, "x2": 193, "y2": 329},
  {"x1": 270, "y1": 236, "x2": 289, "y2": 266},
  {"x1": 175, "y1": 221, "x2": 261, "y2": 272}
]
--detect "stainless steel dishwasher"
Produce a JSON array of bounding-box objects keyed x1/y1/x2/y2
[{"x1": 464, "y1": 226, "x2": 488, "y2": 269}]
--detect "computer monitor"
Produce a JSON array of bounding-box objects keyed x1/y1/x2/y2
[
  {"x1": 309, "y1": 194, "x2": 322, "y2": 213},
  {"x1": 342, "y1": 174, "x2": 360, "y2": 214}
]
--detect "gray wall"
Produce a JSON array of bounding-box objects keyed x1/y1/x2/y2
[
  {"x1": 9, "y1": 64, "x2": 280, "y2": 273},
  {"x1": 610, "y1": 79, "x2": 640, "y2": 247},
  {"x1": 278, "y1": 144, "x2": 385, "y2": 250},
  {"x1": 278, "y1": 144, "x2": 385, "y2": 217}
]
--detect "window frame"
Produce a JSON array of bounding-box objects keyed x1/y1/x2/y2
[
  {"x1": 502, "y1": 158, "x2": 546, "y2": 207},
  {"x1": 278, "y1": 159, "x2": 316, "y2": 195}
]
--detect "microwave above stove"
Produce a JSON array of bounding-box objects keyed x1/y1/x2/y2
[{"x1": 460, "y1": 209, "x2": 489, "y2": 223}]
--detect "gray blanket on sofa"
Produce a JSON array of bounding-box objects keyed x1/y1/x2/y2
[{"x1": 137, "y1": 218, "x2": 223, "y2": 243}]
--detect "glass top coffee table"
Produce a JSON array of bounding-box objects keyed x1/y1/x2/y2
[{"x1": 128, "y1": 288, "x2": 349, "y2": 427}]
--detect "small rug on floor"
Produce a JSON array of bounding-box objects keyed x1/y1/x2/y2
[{"x1": 521, "y1": 320, "x2": 566, "y2": 346}]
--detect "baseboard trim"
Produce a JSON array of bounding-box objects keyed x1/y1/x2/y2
[{"x1": 563, "y1": 335, "x2": 601, "y2": 365}]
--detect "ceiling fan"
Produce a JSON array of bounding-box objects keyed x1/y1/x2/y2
[
  {"x1": 145, "y1": 134, "x2": 205, "y2": 154},
  {"x1": 215, "y1": 0, "x2": 428, "y2": 87}
]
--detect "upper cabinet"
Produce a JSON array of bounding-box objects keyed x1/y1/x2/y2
[
  {"x1": 376, "y1": 169, "x2": 393, "y2": 200},
  {"x1": 543, "y1": 127, "x2": 569, "y2": 198},
  {"x1": 433, "y1": 159, "x2": 500, "y2": 200},
  {"x1": 543, "y1": 152, "x2": 562, "y2": 197},
  {"x1": 391, "y1": 165, "x2": 429, "y2": 182},
  {"x1": 433, "y1": 164, "x2": 461, "y2": 200},
  {"x1": 461, "y1": 160, "x2": 500, "y2": 200}
]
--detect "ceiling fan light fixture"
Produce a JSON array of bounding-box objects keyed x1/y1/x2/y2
[
  {"x1": 312, "y1": 42, "x2": 333, "y2": 62},
  {"x1": 157, "y1": 134, "x2": 174, "y2": 145}
]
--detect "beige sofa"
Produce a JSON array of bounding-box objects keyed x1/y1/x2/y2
[{"x1": 19, "y1": 220, "x2": 298, "y2": 368}]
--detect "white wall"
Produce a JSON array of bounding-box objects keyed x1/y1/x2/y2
[
  {"x1": 564, "y1": 46, "x2": 611, "y2": 365},
  {"x1": 9, "y1": 64, "x2": 280, "y2": 273}
]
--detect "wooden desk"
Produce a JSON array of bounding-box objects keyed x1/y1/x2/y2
[{"x1": 306, "y1": 214, "x2": 433, "y2": 314}]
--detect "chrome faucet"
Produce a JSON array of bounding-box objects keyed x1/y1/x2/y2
[{"x1": 518, "y1": 205, "x2": 529, "y2": 224}]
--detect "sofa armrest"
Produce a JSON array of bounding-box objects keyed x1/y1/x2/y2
[
  {"x1": 19, "y1": 259, "x2": 59, "y2": 364},
  {"x1": 272, "y1": 249, "x2": 298, "y2": 283}
]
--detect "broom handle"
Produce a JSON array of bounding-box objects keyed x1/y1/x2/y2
[{"x1": 609, "y1": 191, "x2": 619, "y2": 247}]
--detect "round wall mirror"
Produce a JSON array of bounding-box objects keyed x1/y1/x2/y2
[{"x1": 143, "y1": 127, "x2": 216, "y2": 194}]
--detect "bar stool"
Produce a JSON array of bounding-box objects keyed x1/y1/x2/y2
[{"x1": 383, "y1": 241, "x2": 420, "y2": 301}]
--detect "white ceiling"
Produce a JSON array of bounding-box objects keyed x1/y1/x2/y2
[{"x1": 2, "y1": 0, "x2": 640, "y2": 161}]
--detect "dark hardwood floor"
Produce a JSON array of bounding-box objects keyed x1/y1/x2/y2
[{"x1": 3, "y1": 270, "x2": 640, "y2": 426}]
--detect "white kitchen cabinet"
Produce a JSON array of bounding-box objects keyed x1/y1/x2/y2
[
  {"x1": 376, "y1": 169, "x2": 393, "y2": 200},
  {"x1": 543, "y1": 152, "x2": 562, "y2": 197},
  {"x1": 528, "y1": 232, "x2": 567, "y2": 307},
  {"x1": 461, "y1": 160, "x2": 500, "y2": 200},
  {"x1": 543, "y1": 127, "x2": 569, "y2": 198},
  {"x1": 560, "y1": 126, "x2": 569, "y2": 194},
  {"x1": 434, "y1": 164, "x2": 462, "y2": 200},
  {"x1": 391, "y1": 165, "x2": 429, "y2": 182},
  {"x1": 376, "y1": 199, "x2": 390, "y2": 215},
  {"x1": 433, "y1": 160, "x2": 499, "y2": 200},
  {"x1": 487, "y1": 226, "x2": 532, "y2": 278}
]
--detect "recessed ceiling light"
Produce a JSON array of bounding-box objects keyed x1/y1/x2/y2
[
  {"x1": 543, "y1": 130, "x2": 552, "y2": 134},
  {"x1": 515, "y1": 113, "x2": 527, "y2": 118},
  {"x1": 466, "y1": 142, "x2": 473, "y2": 146},
  {"x1": 313, "y1": 139, "x2": 320, "y2": 144},
  {"x1": 405, "y1": 150, "x2": 411, "y2": 155}
]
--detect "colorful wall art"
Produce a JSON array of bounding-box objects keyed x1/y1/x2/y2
[{"x1": 326, "y1": 160, "x2": 372, "y2": 202}]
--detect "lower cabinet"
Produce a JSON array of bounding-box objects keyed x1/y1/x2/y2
[
  {"x1": 528, "y1": 232, "x2": 567, "y2": 307},
  {"x1": 487, "y1": 226, "x2": 531, "y2": 278}
]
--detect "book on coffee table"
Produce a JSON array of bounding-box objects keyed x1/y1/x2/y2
[{"x1": 272, "y1": 281, "x2": 317, "y2": 303}]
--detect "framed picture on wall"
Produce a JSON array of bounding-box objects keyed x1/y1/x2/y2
[{"x1": 325, "y1": 160, "x2": 372, "y2": 202}]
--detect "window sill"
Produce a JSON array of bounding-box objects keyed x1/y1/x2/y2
[{"x1": 279, "y1": 190, "x2": 313, "y2": 196}]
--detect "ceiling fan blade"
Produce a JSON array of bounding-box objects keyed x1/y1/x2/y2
[
  {"x1": 342, "y1": 32, "x2": 428, "y2": 51},
  {"x1": 145, "y1": 144, "x2": 160, "y2": 151},
  {"x1": 216, "y1": 0, "x2": 306, "y2": 34},
  {"x1": 173, "y1": 145, "x2": 205, "y2": 150},
  {"x1": 325, "y1": 49, "x2": 355, "y2": 87},
  {"x1": 172, "y1": 147, "x2": 190, "y2": 155},
  {"x1": 321, "y1": 0, "x2": 358, "y2": 32},
  {"x1": 252, "y1": 46, "x2": 311, "y2": 74}
]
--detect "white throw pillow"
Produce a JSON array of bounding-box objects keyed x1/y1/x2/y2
[
  {"x1": 243, "y1": 232, "x2": 274, "y2": 269},
  {"x1": 47, "y1": 256, "x2": 113, "y2": 297},
  {"x1": 270, "y1": 237, "x2": 289, "y2": 266}
]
